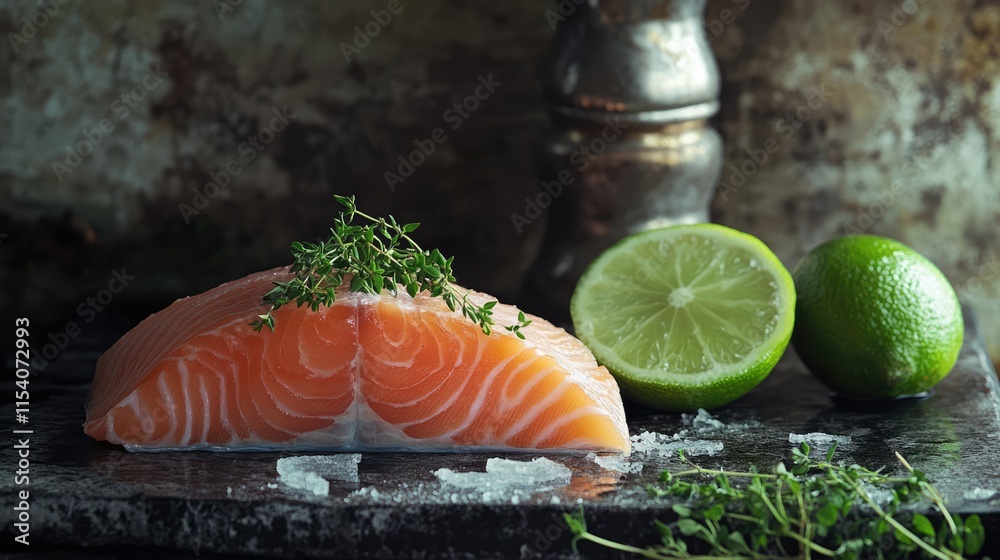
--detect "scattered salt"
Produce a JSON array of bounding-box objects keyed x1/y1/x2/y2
[
  {"x1": 435, "y1": 457, "x2": 571, "y2": 489},
  {"x1": 682, "y1": 408, "x2": 725, "y2": 431},
  {"x1": 276, "y1": 454, "x2": 363, "y2": 497},
  {"x1": 630, "y1": 431, "x2": 674, "y2": 453},
  {"x1": 433, "y1": 457, "x2": 571, "y2": 503},
  {"x1": 281, "y1": 470, "x2": 328, "y2": 497},
  {"x1": 266, "y1": 483, "x2": 278, "y2": 489},
  {"x1": 964, "y1": 488, "x2": 997, "y2": 501},
  {"x1": 630, "y1": 431, "x2": 723, "y2": 457},
  {"x1": 860, "y1": 483, "x2": 895, "y2": 508},
  {"x1": 788, "y1": 433, "x2": 852, "y2": 448},
  {"x1": 676, "y1": 439, "x2": 725, "y2": 456},
  {"x1": 593, "y1": 453, "x2": 644, "y2": 474}
]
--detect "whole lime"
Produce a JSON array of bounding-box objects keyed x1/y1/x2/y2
[{"x1": 791, "y1": 235, "x2": 963, "y2": 399}]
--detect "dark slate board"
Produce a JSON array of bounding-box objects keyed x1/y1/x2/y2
[{"x1": 2, "y1": 311, "x2": 999, "y2": 559}]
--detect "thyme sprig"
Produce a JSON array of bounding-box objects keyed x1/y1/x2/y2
[
  {"x1": 250, "y1": 195, "x2": 531, "y2": 338},
  {"x1": 566, "y1": 443, "x2": 985, "y2": 559}
]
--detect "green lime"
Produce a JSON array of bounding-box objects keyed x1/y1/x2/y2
[
  {"x1": 791, "y1": 235, "x2": 963, "y2": 399},
  {"x1": 571, "y1": 224, "x2": 795, "y2": 412}
]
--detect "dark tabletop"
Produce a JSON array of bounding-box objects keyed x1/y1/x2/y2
[{"x1": 2, "y1": 310, "x2": 999, "y2": 559}]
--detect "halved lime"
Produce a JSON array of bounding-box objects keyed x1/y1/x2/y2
[{"x1": 571, "y1": 224, "x2": 795, "y2": 412}]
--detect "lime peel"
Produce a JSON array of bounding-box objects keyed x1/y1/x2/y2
[{"x1": 791, "y1": 235, "x2": 963, "y2": 399}]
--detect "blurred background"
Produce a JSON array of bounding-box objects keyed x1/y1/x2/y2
[{"x1": 2, "y1": 0, "x2": 999, "y2": 369}]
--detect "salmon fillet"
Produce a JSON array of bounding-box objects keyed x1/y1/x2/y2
[{"x1": 84, "y1": 268, "x2": 630, "y2": 453}]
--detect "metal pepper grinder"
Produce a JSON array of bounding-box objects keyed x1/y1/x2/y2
[{"x1": 526, "y1": 0, "x2": 722, "y2": 322}]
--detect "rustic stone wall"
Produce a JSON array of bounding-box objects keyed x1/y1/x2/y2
[
  {"x1": 2, "y1": 0, "x2": 999, "y2": 361},
  {"x1": 707, "y1": 0, "x2": 1000, "y2": 360}
]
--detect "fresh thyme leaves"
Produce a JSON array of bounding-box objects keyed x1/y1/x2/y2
[
  {"x1": 250, "y1": 195, "x2": 532, "y2": 338},
  {"x1": 566, "y1": 443, "x2": 985, "y2": 560}
]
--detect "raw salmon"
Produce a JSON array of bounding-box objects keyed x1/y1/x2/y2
[{"x1": 84, "y1": 268, "x2": 630, "y2": 453}]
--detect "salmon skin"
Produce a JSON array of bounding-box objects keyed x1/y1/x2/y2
[{"x1": 84, "y1": 268, "x2": 630, "y2": 454}]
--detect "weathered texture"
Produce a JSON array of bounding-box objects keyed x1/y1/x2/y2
[
  {"x1": 705, "y1": 0, "x2": 1000, "y2": 361},
  {"x1": 2, "y1": 0, "x2": 1000, "y2": 363},
  {"x1": 0, "y1": 0, "x2": 553, "y2": 324}
]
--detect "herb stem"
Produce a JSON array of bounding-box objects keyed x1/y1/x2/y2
[
  {"x1": 569, "y1": 445, "x2": 982, "y2": 559},
  {"x1": 577, "y1": 529, "x2": 758, "y2": 560},
  {"x1": 759, "y1": 491, "x2": 787, "y2": 526},
  {"x1": 795, "y1": 489, "x2": 811, "y2": 560},
  {"x1": 831, "y1": 467, "x2": 955, "y2": 560},
  {"x1": 251, "y1": 196, "x2": 531, "y2": 337},
  {"x1": 672, "y1": 468, "x2": 778, "y2": 480},
  {"x1": 571, "y1": 531, "x2": 668, "y2": 559},
  {"x1": 896, "y1": 452, "x2": 959, "y2": 536},
  {"x1": 777, "y1": 531, "x2": 837, "y2": 557}
]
